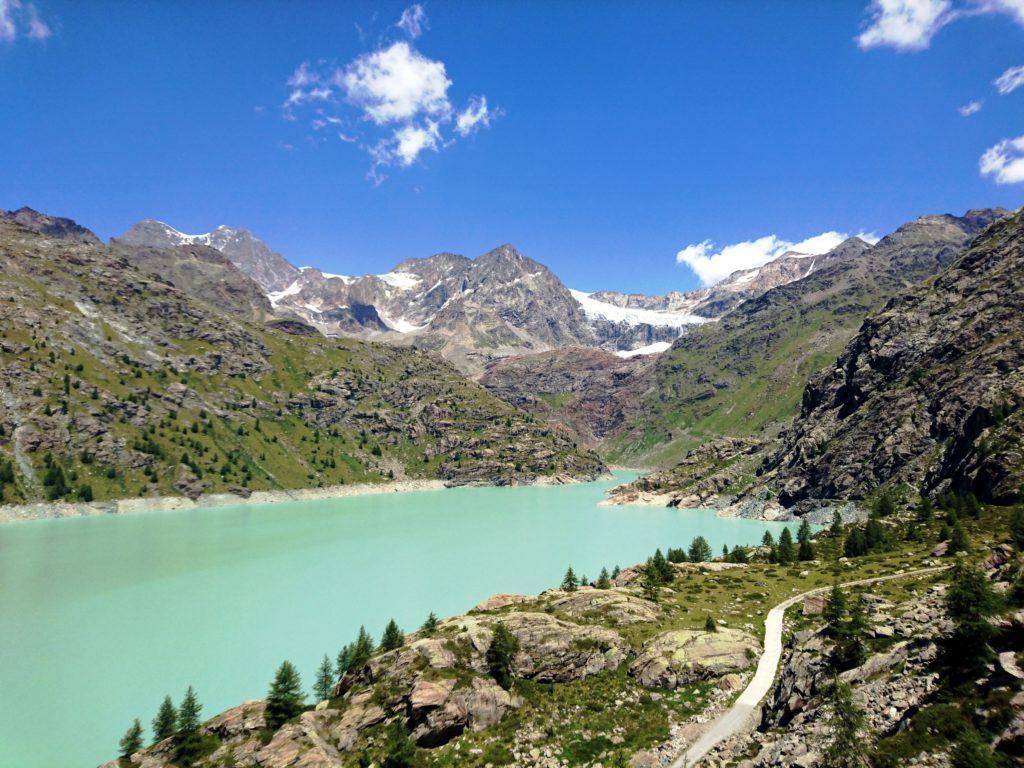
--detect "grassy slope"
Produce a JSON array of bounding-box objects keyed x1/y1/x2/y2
[{"x1": 0, "y1": 221, "x2": 603, "y2": 505}]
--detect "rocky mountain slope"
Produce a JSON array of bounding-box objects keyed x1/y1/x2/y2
[
  {"x1": 118, "y1": 219, "x2": 300, "y2": 292},
  {"x1": 0, "y1": 209, "x2": 604, "y2": 507},
  {"x1": 604, "y1": 209, "x2": 1009, "y2": 467},
  {"x1": 761, "y1": 207, "x2": 1024, "y2": 506}
]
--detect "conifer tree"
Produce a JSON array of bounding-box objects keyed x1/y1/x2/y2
[
  {"x1": 821, "y1": 679, "x2": 870, "y2": 768},
  {"x1": 652, "y1": 548, "x2": 674, "y2": 583},
  {"x1": 640, "y1": 561, "x2": 661, "y2": 603},
  {"x1": 119, "y1": 719, "x2": 144, "y2": 758},
  {"x1": 828, "y1": 511, "x2": 843, "y2": 538},
  {"x1": 730, "y1": 545, "x2": 748, "y2": 564},
  {"x1": 611, "y1": 565, "x2": 620, "y2": 579},
  {"x1": 380, "y1": 619, "x2": 404, "y2": 651},
  {"x1": 762, "y1": 530, "x2": 775, "y2": 548},
  {"x1": 175, "y1": 686, "x2": 203, "y2": 765},
  {"x1": 152, "y1": 695, "x2": 177, "y2": 743},
  {"x1": 266, "y1": 661, "x2": 305, "y2": 730},
  {"x1": 704, "y1": 615, "x2": 717, "y2": 633},
  {"x1": 688, "y1": 536, "x2": 712, "y2": 563},
  {"x1": 823, "y1": 583, "x2": 847, "y2": 636},
  {"x1": 351, "y1": 626, "x2": 374, "y2": 668},
  {"x1": 561, "y1": 566, "x2": 579, "y2": 592},
  {"x1": 844, "y1": 527, "x2": 867, "y2": 557},
  {"x1": 797, "y1": 518, "x2": 814, "y2": 560},
  {"x1": 946, "y1": 559, "x2": 999, "y2": 671},
  {"x1": 916, "y1": 496, "x2": 934, "y2": 523},
  {"x1": 948, "y1": 523, "x2": 970, "y2": 555},
  {"x1": 486, "y1": 622, "x2": 520, "y2": 690},
  {"x1": 420, "y1": 612, "x2": 439, "y2": 636},
  {"x1": 836, "y1": 599, "x2": 869, "y2": 669},
  {"x1": 777, "y1": 527, "x2": 796, "y2": 565},
  {"x1": 313, "y1": 655, "x2": 335, "y2": 702},
  {"x1": 596, "y1": 567, "x2": 611, "y2": 589}
]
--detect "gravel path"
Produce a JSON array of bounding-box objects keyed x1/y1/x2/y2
[{"x1": 674, "y1": 566, "x2": 948, "y2": 767}]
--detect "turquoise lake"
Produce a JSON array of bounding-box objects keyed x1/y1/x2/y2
[{"x1": 0, "y1": 472, "x2": 800, "y2": 767}]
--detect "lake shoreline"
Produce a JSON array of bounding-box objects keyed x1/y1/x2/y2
[{"x1": 0, "y1": 471, "x2": 614, "y2": 525}]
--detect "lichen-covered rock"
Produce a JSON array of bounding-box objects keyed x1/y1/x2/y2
[
  {"x1": 630, "y1": 627, "x2": 759, "y2": 689},
  {"x1": 546, "y1": 585, "x2": 660, "y2": 625}
]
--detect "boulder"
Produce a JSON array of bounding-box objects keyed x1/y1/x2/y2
[
  {"x1": 630, "y1": 627, "x2": 760, "y2": 689},
  {"x1": 473, "y1": 593, "x2": 528, "y2": 612}
]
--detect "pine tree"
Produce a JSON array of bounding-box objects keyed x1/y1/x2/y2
[
  {"x1": 946, "y1": 559, "x2": 999, "y2": 672},
  {"x1": 175, "y1": 686, "x2": 203, "y2": 765},
  {"x1": 119, "y1": 719, "x2": 144, "y2": 758},
  {"x1": 777, "y1": 527, "x2": 796, "y2": 565},
  {"x1": 821, "y1": 678, "x2": 870, "y2": 768},
  {"x1": 380, "y1": 619, "x2": 404, "y2": 651},
  {"x1": 762, "y1": 530, "x2": 775, "y2": 548},
  {"x1": 651, "y1": 548, "x2": 674, "y2": 583},
  {"x1": 836, "y1": 599, "x2": 869, "y2": 670},
  {"x1": 962, "y1": 492, "x2": 981, "y2": 518},
  {"x1": 864, "y1": 518, "x2": 885, "y2": 550},
  {"x1": 823, "y1": 583, "x2": 847, "y2": 636},
  {"x1": 796, "y1": 519, "x2": 814, "y2": 560},
  {"x1": 596, "y1": 567, "x2": 611, "y2": 589},
  {"x1": 266, "y1": 661, "x2": 305, "y2": 730},
  {"x1": 313, "y1": 655, "x2": 335, "y2": 702},
  {"x1": 420, "y1": 612, "x2": 439, "y2": 636},
  {"x1": 704, "y1": 615, "x2": 717, "y2": 633},
  {"x1": 688, "y1": 536, "x2": 712, "y2": 563},
  {"x1": 948, "y1": 523, "x2": 970, "y2": 555},
  {"x1": 351, "y1": 626, "x2": 374, "y2": 668},
  {"x1": 722, "y1": 544, "x2": 729, "y2": 558},
  {"x1": 916, "y1": 496, "x2": 934, "y2": 523},
  {"x1": 844, "y1": 527, "x2": 867, "y2": 557},
  {"x1": 729, "y1": 545, "x2": 748, "y2": 564},
  {"x1": 561, "y1": 566, "x2": 579, "y2": 592},
  {"x1": 828, "y1": 511, "x2": 843, "y2": 538},
  {"x1": 486, "y1": 622, "x2": 520, "y2": 690},
  {"x1": 871, "y1": 488, "x2": 897, "y2": 517},
  {"x1": 152, "y1": 695, "x2": 177, "y2": 743},
  {"x1": 610, "y1": 565, "x2": 620, "y2": 579},
  {"x1": 640, "y1": 561, "x2": 661, "y2": 603}
]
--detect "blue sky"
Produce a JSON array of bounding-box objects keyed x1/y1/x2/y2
[{"x1": 1, "y1": 0, "x2": 1022, "y2": 294}]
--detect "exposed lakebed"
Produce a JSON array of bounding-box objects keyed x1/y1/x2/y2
[{"x1": 0, "y1": 471, "x2": 799, "y2": 767}]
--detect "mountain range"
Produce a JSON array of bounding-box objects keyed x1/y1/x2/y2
[{"x1": 116, "y1": 218, "x2": 847, "y2": 376}]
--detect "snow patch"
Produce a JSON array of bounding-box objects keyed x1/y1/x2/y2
[
  {"x1": 569, "y1": 290, "x2": 708, "y2": 328},
  {"x1": 267, "y1": 280, "x2": 303, "y2": 305},
  {"x1": 615, "y1": 341, "x2": 672, "y2": 358},
  {"x1": 377, "y1": 271, "x2": 422, "y2": 289}
]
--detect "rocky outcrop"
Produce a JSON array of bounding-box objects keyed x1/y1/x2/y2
[
  {"x1": 605, "y1": 436, "x2": 765, "y2": 507},
  {"x1": 546, "y1": 586, "x2": 661, "y2": 625},
  {"x1": 629, "y1": 627, "x2": 759, "y2": 689},
  {"x1": 763, "y1": 207, "x2": 1024, "y2": 505}
]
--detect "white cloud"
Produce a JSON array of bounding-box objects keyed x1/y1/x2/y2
[
  {"x1": 857, "y1": 0, "x2": 1024, "y2": 51},
  {"x1": 455, "y1": 96, "x2": 495, "y2": 136},
  {"x1": 857, "y1": 0, "x2": 953, "y2": 51},
  {"x1": 958, "y1": 99, "x2": 983, "y2": 115},
  {"x1": 676, "y1": 231, "x2": 868, "y2": 286},
  {"x1": 397, "y1": 4, "x2": 427, "y2": 38},
  {"x1": 995, "y1": 64, "x2": 1024, "y2": 94},
  {"x1": 282, "y1": 6, "x2": 496, "y2": 181},
  {"x1": 342, "y1": 41, "x2": 451, "y2": 124},
  {"x1": 1, "y1": 0, "x2": 51, "y2": 43},
  {"x1": 979, "y1": 134, "x2": 1024, "y2": 183}
]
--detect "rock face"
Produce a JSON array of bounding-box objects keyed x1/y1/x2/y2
[
  {"x1": 0, "y1": 212, "x2": 605, "y2": 507},
  {"x1": 118, "y1": 219, "x2": 301, "y2": 293},
  {"x1": 764, "y1": 207, "x2": 1024, "y2": 505},
  {"x1": 629, "y1": 627, "x2": 759, "y2": 689},
  {"x1": 480, "y1": 346, "x2": 655, "y2": 445},
  {"x1": 608, "y1": 209, "x2": 1009, "y2": 466},
  {"x1": 2, "y1": 206, "x2": 102, "y2": 245}
]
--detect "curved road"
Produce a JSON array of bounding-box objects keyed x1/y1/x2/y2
[{"x1": 675, "y1": 566, "x2": 947, "y2": 768}]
